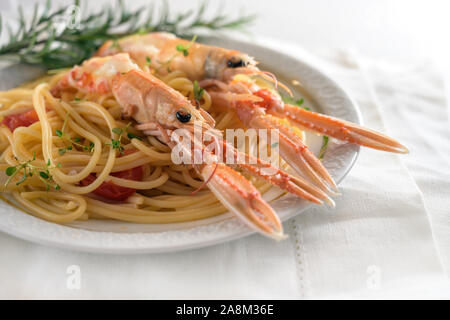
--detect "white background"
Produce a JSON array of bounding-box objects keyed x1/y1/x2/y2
[
  {"x1": 4, "y1": 0, "x2": 447, "y2": 117},
  {"x1": 2, "y1": 0, "x2": 449, "y2": 63},
  {"x1": 7, "y1": 0, "x2": 448, "y2": 102}
]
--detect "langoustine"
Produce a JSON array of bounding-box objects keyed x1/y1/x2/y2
[
  {"x1": 52, "y1": 53, "x2": 333, "y2": 240},
  {"x1": 96, "y1": 32, "x2": 408, "y2": 194}
]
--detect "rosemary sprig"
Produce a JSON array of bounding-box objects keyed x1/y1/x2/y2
[
  {"x1": 0, "y1": 0, "x2": 255, "y2": 69},
  {"x1": 5, "y1": 153, "x2": 61, "y2": 191}
]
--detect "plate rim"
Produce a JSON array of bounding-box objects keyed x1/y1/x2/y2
[{"x1": 0, "y1": 35, "x2": 361, "y2": 254}]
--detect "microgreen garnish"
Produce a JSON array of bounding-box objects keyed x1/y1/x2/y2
[
  {"x1": 155, "y1": 34, "x2": 199, "y2": 73},
  {"x1": 127, "y1": 132, "x2": 142, "y2": 141},
  {"x1": 193, "y1": 80, "x2": 204, "y2": 106},
  {"x1": 107, "y1": 122, "x2": 141, "y2": 154},
  {"x1": 176, "y1": 35, "x2": 197, "y2": 57},
  {"x1": 57, "y1": 113, "x2": 94, "y2": 154},
  {"x1": 112, "y1": 127, "x2": 123, "y2": 135},
  {"x1": 58, "y1": 145, "x2": 72, "y2": 155},
  {"x1": 318, "y1": 136, "x2": 329, "y2": 160},
  {"x1": 282, "y1": 95, "x2": 310, "y2": 111},
  {"x1": 108, "y1": 126, "x2": 126, "y2": 153},
  {"x1": 4, "y1": 153, "x2": 61, "y2": 191},
  {"x1": 176, "y1": 45, "x2": 189, "y2": 57},
  {"x1": 271, "y1": 142, "x2": 279, "y2": 148},
  {"x1": 145, "y1": 56, "x2": 151, "y2": 65},
  {"x1": 86, "y1": 142, "x2": 95, "y2": 152},
  {"x1": 108, "y1": 138, "x2": 124, "y2": 154}
]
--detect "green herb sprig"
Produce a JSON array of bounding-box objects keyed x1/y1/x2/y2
[
  {"x1": 0, "y1": 0, "x2": 255, "y2": 69},
  {"x1": 153, "y1": 34, "x2": 198, "y2": 73},
  {"x1": 193, "y1": 80, "x2": 204, "y2": 106},
  {"x1": 175, "y1": 34, "x2": 197, "y2": 57},
  {"x1": 107, "y1": 123, "x2": 142, "y2": 154},
  {"x1": 5, "y1": 153, "x2": 61, "y2": 191},
  {"x1": 318, "y1": 136, "x2": 329, "y2": 160},
  {"x1": 56, "y1": 113, "x2": 94, "y2": 154},
  {"x1": 281, "y1": 95, "x2": 310, "y2": 111}
]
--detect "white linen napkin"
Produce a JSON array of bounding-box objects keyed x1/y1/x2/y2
[
  {"x1": 0, "y1": 37, "x2": 449, "y2": 299},
  {"x1": 359, "y1": 58, "x2": 450, "y2": 273},
  {"x1": 275, "y1": 45, "x2": 450, "y2": 298}
]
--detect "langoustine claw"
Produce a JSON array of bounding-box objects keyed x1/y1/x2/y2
[{"x1": 281, "y1": 104, "x2": 409, "y2": 154}]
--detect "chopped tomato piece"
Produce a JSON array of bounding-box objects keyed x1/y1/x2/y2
[
  {"x1": 1, "y1": 109, "x2": 39, "y2": 131},
  {"x1": 80, "y1": 149, "x2": 143, "y2": 201}
]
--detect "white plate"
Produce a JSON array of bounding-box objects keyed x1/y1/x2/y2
[{"x1": 0, "y1": 36, "x2": 360, "y2": 254}]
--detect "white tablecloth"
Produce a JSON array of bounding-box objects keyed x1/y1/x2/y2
[{"x1": 1, "y1": 0, "x2": 450, "y2": 299}]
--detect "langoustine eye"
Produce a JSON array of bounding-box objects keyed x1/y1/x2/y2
[
  {"x1": 227, "y1": 57, "x2": 246, "y2": 68},
  {"x1": 176, "y1": 110, "x2": 192, "y2": 123}
]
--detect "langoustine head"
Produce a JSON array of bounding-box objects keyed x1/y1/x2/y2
[
  {"x1": 52, "y1": 53, "x2": 211, "y2": 131},
  {"x1": 96, "y1": 32, "x2": 260, "y2": 83},
  {"x1": 113, "y1": 69, "x2": 210, "y2": 131}
]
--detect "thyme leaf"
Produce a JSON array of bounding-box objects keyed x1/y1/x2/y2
[
  {"x1": 56, "y1": 113, "x2": 94, "y2": 153},
  {"x1": 4, "y1": 153, "x2": 61, "y2": 191}
]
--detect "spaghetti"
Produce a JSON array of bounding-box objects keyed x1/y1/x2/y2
[{"x1": 0, "y1": 69, "x2": 273, "y2": 224}]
